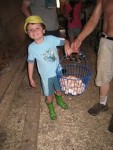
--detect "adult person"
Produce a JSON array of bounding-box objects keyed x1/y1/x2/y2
[
  {"x1": 21, "y1": 0, "x2": 60, "y2": 36},
  {"x1": 60, "y1": 0, "x2": 83, "y2": 62},
  {"x1": 71, "y1": 0, "x2": 113, "y2": 132}
]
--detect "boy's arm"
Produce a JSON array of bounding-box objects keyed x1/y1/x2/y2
[
  {"x1": 28, "y1": 62, "x2": 36, "y2": 88},
  {"x1": 64, "y1": 40, "x2": 73, "y2": 56}
]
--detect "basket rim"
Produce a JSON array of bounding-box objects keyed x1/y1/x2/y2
[{"x1": 56, "y1": 63, "x2": 92, "y2": 79}]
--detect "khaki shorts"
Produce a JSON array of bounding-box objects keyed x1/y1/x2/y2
[{"x1": 95, "y1": 38, "x2": 113, "y2": 86}]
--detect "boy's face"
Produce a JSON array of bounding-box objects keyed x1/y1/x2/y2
[{"x1": 27, "y1": 23, "x2": 45, "y2": 41}]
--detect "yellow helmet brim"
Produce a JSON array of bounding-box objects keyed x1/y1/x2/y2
[{"x1": 24, "y1": 15, "x2": 45, "y2": 33}]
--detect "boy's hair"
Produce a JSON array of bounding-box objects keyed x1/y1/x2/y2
[
  {"x1": 26, "y1": 23, "x2": 46, "y2": 33},
  {"x1": 24, "y1": 15, "x2": 46, "y2": 33}
]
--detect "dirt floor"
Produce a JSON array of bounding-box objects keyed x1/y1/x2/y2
[{"x1": 0, "y1": 40, "x2": 113, "y2": 150}]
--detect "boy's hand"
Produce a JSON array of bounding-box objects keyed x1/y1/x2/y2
[{"x1": 30, "y1": 79, "x2": 36, "y2": 88}]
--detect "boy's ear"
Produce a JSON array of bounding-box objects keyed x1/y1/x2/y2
[{"x1": 43, "y1": 29, "x2": 45, "y2": 34}]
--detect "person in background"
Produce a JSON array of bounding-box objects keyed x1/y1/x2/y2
[
  {"x1": 24, "y1": 15, "x2": 73, "y2": 120},
  {"x1": 60, "y1": 0, "x2": 83, "y2": 62},
  {"x1": 108, "y1": 114, "x2": 113, "y2": 133},
  {"x1": 71, "y1": 0, "x2": 113, "y2": 132},
  {"x1": 21, "y1": 0, "x2": 61, "y2": 37}
]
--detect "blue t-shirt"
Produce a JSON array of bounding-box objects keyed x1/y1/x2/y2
[{"x1": 27, "y1": 35, "x2": 65, "y2": 79}]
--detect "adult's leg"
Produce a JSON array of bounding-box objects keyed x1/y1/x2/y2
[
  {"x1": 99, "y1": 83, "x2": 110, "y2": 105},
  {"x1": 88, "y1": 38, "x2": 113, "y2": 116},
  {"x1": 100, "y1": 83, "x2": 110, "y2": 97},
  {"x1": 88, "y1": 83, "x2": 110, "y2": 116}
]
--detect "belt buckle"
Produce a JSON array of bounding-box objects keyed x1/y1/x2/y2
[
  {"x1": 105, "y1": 35, "x2": 108, "y2": 39},
  {"x1": 102, "y1": 32, "x2": 108, "y2": 39}
]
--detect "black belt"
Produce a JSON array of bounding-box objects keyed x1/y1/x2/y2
[{"x1": 101, "y1": 33, "x2": 113, "y2": 41}]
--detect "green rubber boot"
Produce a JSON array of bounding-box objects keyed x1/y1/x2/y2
[
  {"x1": 55, "y1": 94, "x2": 68, "y2": 109},
  {"x1": 47, "y1": 102, "x2": 57, "y2": 120}
]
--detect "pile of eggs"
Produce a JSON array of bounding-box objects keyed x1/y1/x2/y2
[{"x1": 59, "y1": 76, "x2": 85, "y2": 95}]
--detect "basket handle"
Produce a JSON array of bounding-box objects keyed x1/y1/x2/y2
[
  {"x1": 59, "y1": 55, "x2": 66, "y2": 64},
  {"x1": 59, "y1": 51, "x2": 89, "y2": 68},
  {"x1": 79, "y1": 51, "x2": 89, "y2": 68}
]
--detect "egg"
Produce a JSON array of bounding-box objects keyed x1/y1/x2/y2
[
  {"x1": 81, "y1": 87, "x2": 84, "y2": 93},
  {"x1": 74, "y1": 86, "x2": 77, "y2": 92},
  {"x1": 65, "y1": 89, "x2": 69, "y2": 94},
  {"x1": 71, "y1": 82, "x2": 75, "y2": 88},
  {"x1": 78, "y1": 79, "x2": 82, "y2": 86},
  {"x1": 61, "y1": 86, "x2": 65, "y2": 91},
  {"x1": 60, "y1": 80, "x2": 63, "y2": 86},
  {"x1": 69, "y1": 88, "x2": 73, "y2": 94},
  {"x1": 74, "y1": 81, "x2": 78, "y2": 88},
  {"x1": 73, "y1": 90, "x2": 77, "y2": 95},
  {"x1": 63, "y1": 78, "x2": 67, "y2": 86},
  {"x1": 79, "y1": 88, "x2": 83, "y2": 94},
  {"x1": 82, "y1": 83, "x2": 85, "y2": 88},
  {"x1": 67, "y1": 79, "x2": 71, "y2": 86}
]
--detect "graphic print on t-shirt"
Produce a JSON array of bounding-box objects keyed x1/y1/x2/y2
[{"x1": 43, "y1": 48, "x2": 57, "y2": 62}]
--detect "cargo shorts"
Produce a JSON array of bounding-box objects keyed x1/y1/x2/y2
[{"x1": 95, "y1": 37, "x2": 113, "y2": 86}]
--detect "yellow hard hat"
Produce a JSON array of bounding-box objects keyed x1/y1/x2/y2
[{"x1": 24, "y1": 15, "x2": 45, "y2": 33}]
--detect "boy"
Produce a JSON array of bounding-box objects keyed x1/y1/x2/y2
[{"x1": 24, "y1": 16, "x2": 73, "y2": 120}]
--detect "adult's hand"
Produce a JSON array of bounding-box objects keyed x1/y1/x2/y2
[{"x1": 71, "y1": 38, "x2": 82, "y2": 53}]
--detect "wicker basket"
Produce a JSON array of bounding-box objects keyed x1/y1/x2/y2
[{"x1": 56, "y1": 52, "x2": 92, "y2": 95}]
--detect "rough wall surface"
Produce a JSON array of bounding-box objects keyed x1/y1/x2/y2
[{"x1": 0, "y1": 0, "x2": 26, "y2": 65}]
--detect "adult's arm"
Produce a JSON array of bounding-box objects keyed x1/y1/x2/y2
[
  {"x1": 20, "y1": 0, "x2": 31, "y2": 17},
  {"x1": 71, "y1": 0, "x2": 103, "y2": 53},
  {"x1": 60, "y1": 0, "x2": 67, "y2": 18}
]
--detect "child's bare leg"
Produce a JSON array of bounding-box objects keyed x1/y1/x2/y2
[
  {"x1": 55, "y1": 90, "x2": 62, "y2": 96},
  {"x1": 46, "y1": 95, "x2": 53, "y2": 104}
]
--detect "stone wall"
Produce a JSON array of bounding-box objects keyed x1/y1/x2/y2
[{"x1": 0, "y1": 0, "x2": 26, "y2": 65}]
